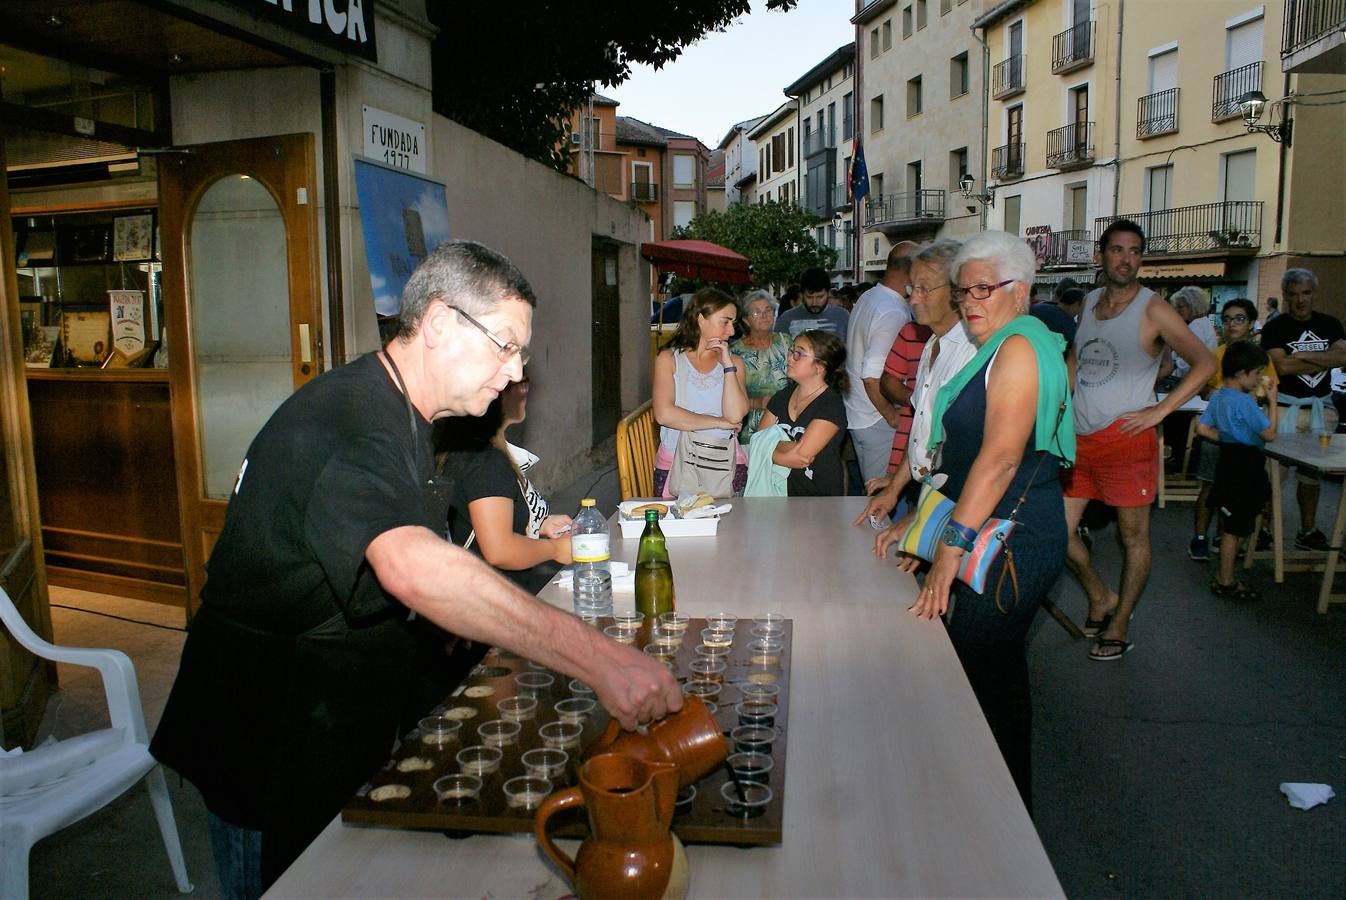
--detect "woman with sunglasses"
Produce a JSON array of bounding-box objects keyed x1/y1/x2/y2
[
  {"x1": 436, "y1": 373, "x2": 574, "y2": 594},
  {"x1": 755, "y1": 329, "x2": 849, "y2": 496},
  {"x1": 905, "y1": 231, "x2": 1075, "y2": 812},
  {"x1": 730, "y1": 289, "x2": 792, "y2": 444}
]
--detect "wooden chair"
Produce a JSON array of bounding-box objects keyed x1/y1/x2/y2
[{"x1": 616, "y1": 400, "x2": 658, "y2": 500}]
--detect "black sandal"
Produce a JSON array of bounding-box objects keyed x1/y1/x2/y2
[{"x1": 1210, "y1": 579, "x2": 1262, "y2": 601}]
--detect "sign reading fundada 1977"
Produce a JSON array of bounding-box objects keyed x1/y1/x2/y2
[
  {"x1": 220, "y1": 0, "x2": 377, "y2": 62},
  {"x1": 363, "y1": 106, "x2": 427, "y2": 174}
]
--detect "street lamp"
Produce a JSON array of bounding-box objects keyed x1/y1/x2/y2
[
  {"x1": 958, "y1": 173, "x2": 994, "y2": 209},
  {"x1": 1239, "y1": 90, "x2": 1291, "y2": 144}
]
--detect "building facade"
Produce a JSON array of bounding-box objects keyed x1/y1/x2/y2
[
  {"x1": 718, "y1": 116, "x2": 766, "y2": 205},
  {"x1": 748, "y1": 102, "x2": 799, "y2": 206},
  {"x1": 786, "y1": 43, "x2": 858, "y2": 283},
  {"x1": 855, "y1": 0, "x2": 984, "y2": 281}
]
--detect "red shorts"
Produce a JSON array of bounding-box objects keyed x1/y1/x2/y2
[{"x1": 1061, "y1": 420, "x2": 1158, "y2": 508}]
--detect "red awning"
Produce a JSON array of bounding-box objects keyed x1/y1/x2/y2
[{"x1": 639, "y1": 240, "x2": 752, "y2": 285}]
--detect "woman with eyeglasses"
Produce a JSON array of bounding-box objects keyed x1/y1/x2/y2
[
  {"x1": 904, "y1": 231, "x2": 1075, "y2": 812},
  {"x1": 436, "y1": 373, "x2": 574, "y2": 594},
  {"x1": 730, "y1": 290, "x2": 792, "y2": 444},
  {"x1": 653, "y1": 288, "x2": 750, "y2": 497},
  {"x1": 755, "y1": 329, "x2": 849, "y2": 496}
]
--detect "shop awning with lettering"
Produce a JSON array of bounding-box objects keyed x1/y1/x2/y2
[{"x1": 1137, "y1": 261, "x2": 1227, "y2": 279}]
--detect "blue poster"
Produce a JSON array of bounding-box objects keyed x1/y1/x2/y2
[{"x1": 352, "y1": 156, "x2": 451, "y2": 318}]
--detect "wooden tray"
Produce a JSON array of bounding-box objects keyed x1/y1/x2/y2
[{"x1": 341, "y1": 617, "x2": 791, "y2": 845}]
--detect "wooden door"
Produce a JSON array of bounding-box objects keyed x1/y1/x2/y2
[
  {"x1": 158, "y1": 134, "x2": 322, "y2": 616},
  {"x1": 591, "y1": 240, "x2": 622, "y2": 446}
]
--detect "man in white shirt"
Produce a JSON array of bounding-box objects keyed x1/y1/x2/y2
[
  {"x1": 844, "y1": 241, "x2": 918, "y2": 482},
  {"x1": 854, "y1": 239, "x2": 977, "y2": 540}
]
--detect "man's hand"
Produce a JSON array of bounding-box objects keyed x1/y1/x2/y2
[
  {"x1": 1117, "y1": 405, "x2": 1166, "y2": 435},
  {"x1": 588, "y1": 642, "x2": 683, "y2": 730}
]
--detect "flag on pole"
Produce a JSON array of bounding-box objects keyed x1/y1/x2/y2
[{"x1": 849, "y1": 140, "x2": 869, "y2": 204}]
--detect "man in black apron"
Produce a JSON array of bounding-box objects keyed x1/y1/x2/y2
[{"x1": 151, "y1": 241, "x2": 682, "y2": 898}]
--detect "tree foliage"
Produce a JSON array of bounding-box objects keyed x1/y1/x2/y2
[
  {"x1": 671, "y1": 201, "x2": 837, "y2": 292},
  {"x1": 426, "y1": 1, "x2": 798, "y2": 170}
]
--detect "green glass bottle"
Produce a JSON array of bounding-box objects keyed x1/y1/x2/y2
[{"x1": 634, "y1": 508, "x2": 675, "y2": 621}]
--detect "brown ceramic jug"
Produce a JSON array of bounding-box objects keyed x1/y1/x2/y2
[
  {"x1": 534, "y1": 752, "x2": 689, "y2": 900},
  {"x1": 584, "y1": 695, "x2": 727, "y2": 787}
]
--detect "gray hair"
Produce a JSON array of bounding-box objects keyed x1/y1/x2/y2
[
  {"x1": 913, "y1": 239, "x2": 963, "y2": 280},
  {"x1": 394, "y1": 240, "x2": 537, "y2": 341},
  {"x1": 1170, "y1": 285, "x2": 1211, "y2": 316},
  {"x1": 950, "y1": 230, "x2": 1037, "y2": 288},
  {"x1": 740, "y1": 289, "x2": 778, "y2": 315},
  {"x1": 1282, "y1": 267, "x2": 1318, "y2": 293}
]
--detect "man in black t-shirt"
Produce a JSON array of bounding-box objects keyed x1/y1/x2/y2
[
  {"x1": 1259, "y1": 267, "x2": 1346, "y2": 549},
  {"x1": 151, "y1": 241, "x2": 682, "y2": 896}
]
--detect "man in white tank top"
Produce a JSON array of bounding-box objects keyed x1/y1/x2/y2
[{"x1": 1061, "y1": 221, "x2": 1216, "y2": 661}]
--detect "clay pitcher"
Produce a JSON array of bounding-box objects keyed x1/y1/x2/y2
[
  {"x1": 534, "y1": 752, "x2": 688, "y2": 900},
  {"x1": 585, "y1": 695, "x2": 726, "y2": 787}
]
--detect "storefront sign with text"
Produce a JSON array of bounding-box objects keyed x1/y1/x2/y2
[{"x1": 221, "y1": 0, "x2": 377, "y2": 62}]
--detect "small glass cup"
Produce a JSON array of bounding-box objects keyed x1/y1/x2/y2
[
  {"x1": 477, "y1": 718, "x2": 521, "y2": 748},
  {"x1": 726, "y1": 751, "x2": 774, "y2": 784},
  {"x1": 514, "y1": 671, "x2": 555, "y2": 696},
  {"x1": 738, "y1": 681, "x2": 781, "y2": 703},
  {"x1": 456, "y1": 744, "x2": 502, "y2": 776},
  {"x1": 521, "y1": 747, "x2": 569, "y2": 780},
  {"x1": 554, "y1": 697, "x2": 596, "y2": 724},
  {"x1": 496, "y1": 696, "x2": 537, "y2": 723},
  {"x1": 706, "y1": 612, "x2": 738, "y2": 632},
  {"x1": 702, "y1": 700, "x2": 718, "y2": 715},
  {"x1": 644, "y1": 639, "x2": 678, "y2": 660},
  {"x1": 735, "y1": 700, "x2": 778, "y2": 728},
  {"x1": 745, "y1": 638, "x2": 783, "y2": 669},
  {"x1": 603, "y1": 623, "x2": 638, "y2": 645},
  {"x1": 720, "y1": 779, "x2": 773, "y2": 818},
  {"x1": 433, "y1": 773, "x2": 482, "y2": 805},
  {"x1": 689, "y1": 657, "x2": 726, "y2": 684},
  {"x1": 682, "y1": 681, "x2": 721, "y2": 701},
  {"x1": 659, "y1": 611, "x2": 690, "y2": 634},
  {"x1": 674, "y1": 782, "x2": 697, "y2": 814},
  {"x1": 568, "y1": 679, "x2": 594, "y2": 697},
  {"x1": 700, "y1": 627, "x2": 734, "y2": 650},
  {"x1": 539, "y1": 720, "x2": 583, "y2": 750},
  {"x1": 651, "y1": 625, "x2": 685, "y2": 646},
  {"x1": 611, "y1": 610, "x2": 645, "y2": 630},
  {"x1": 418, "y1": 716, "x2": 463, "y2": 748},
  {"x1": 503, "y1": 775, "x2": 553, "y2": 811},
  {"x1": 694, "y1": 642, "x2": 731, "y2": 659},
  {"x1": 731, "y1": 724, "x2": 774, "y2": 755},
  {"x1": 752, "y1": 611, "x2": 785, "y2": 635}
]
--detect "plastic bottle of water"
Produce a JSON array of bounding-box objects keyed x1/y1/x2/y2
[{"x1": 571, "y1": 498, "x2": 613, "y2": 621}]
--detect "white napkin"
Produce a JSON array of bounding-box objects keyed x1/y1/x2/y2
[
  {"x1": 1280, "y1": 782, "x2": 1335, "y2": 810},
  {"x1": 682, "y1": 503, "x2": 732, "y2": 519},
  {"x1": 553, "y1": 562, "x2": 634, "y2": 594}
]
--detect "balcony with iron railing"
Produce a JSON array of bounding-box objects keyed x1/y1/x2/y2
[
  {"x1": 1052, "y1": 21, "x2": 1095, "y2": 74},
  {"x1": 1137, "y1": 88, "x2": 1180, "y2": 138},
  {"x1": 991, "y1": 142, "x2": 1025, "y2": 180},
  {"x1": 1095, "y1": 201, "x2": 1263, "y2": 256},
  {"x1": 830, "y1": 182, "x2": 853, "y2": 210},
  {"x1": 1282, "y1": 0, "x2": 1346, "y2": 62},
  {"x1": 991, "y1": 55, "x2": 1026, "y2": 100},
  {"x1": 865, "y1": 190, "x2": 946, "y2": 236},
  {"x1": 1212, "y1": 61, "x2": 1262, "y2": 121},
  {"x1": 1046, "y1": 122, "x2": 1095, "y2": 169},
  {"x1": 1026, "y1": 229, "x2": 1093, "y2": 268},
  {"x1": 630, "y1": 182, "x2": 659, "y2": 203},
  {"x1": 834, "y1": 229, "x2": 855, "y2": 270},
  {"x1": 804, "y1": 128, "x2": 837, "y2": 157}
]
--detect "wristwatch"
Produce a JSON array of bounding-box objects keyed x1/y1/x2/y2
[{"x1": 940, "y1": 520, "x2": 977, "y2": 551}]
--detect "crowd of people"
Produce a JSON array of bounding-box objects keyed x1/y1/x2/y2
[{"x1": 150, "y1": 227, "x2": 1331, "y2": 895}]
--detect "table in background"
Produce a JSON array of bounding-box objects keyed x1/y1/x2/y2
[
  {"x1": 1156, "y1": 393, "x2": 1208, "y2": 508},
  {"x1": 1259, "y1": 432, "x2": 1346, "y2": 614},
  {"x1": 267, "y1": 498, "x2": 1063, "y2": 899}
]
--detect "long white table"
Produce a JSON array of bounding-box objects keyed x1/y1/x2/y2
[{"x1": 267, "y1": 498, "x2": 1063, "y2": 899}]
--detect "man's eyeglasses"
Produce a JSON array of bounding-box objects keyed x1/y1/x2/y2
[
  {"x1": 787, "y1": 346, "x2": 820, "y2": 362},
  {"x1": 1221, "y1": 314, "x2": 1250, "y2": 324},
  {"x1": 902, "y1": 283, "x2": 948, "y2": 299},
  {"x1": 949, "y1": 279, "x2": 1016, "y2": 303},
  {"x1": 447, "y1": 305, "x2": 530, "y2": 364}
]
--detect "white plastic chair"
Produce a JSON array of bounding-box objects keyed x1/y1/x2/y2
[{"x1": 0, "y1": 585, "x2": 192, "y2": 899}]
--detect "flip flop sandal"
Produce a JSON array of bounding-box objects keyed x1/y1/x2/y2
[
  {"x1": 1210, "y1": 580, "x2": 1262, "y2": 601},
  {"x1": 1089, "y1": 638, "x2": 1134, "y2": 661},
  {"x1": 1082, "y1": 612, "x2": 1113, "y2": 638}
]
